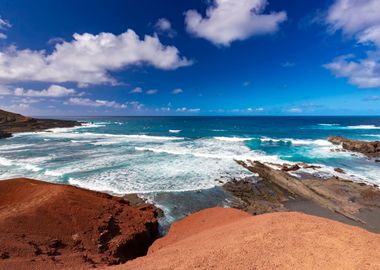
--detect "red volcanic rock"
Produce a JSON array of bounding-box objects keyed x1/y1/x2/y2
[
  {"x1": 123, "y1": 208, "x2": 380, "y2": 270},
  {"x1": 0, "y1": 178, "x2": 159, "y2": 270}
]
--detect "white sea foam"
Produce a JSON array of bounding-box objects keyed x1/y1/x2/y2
[
  {"x1": 44, "y1": 170, "x2": 64, "y2": 177},
  {"x1": 0, "y1": 144, "x2": 29, "y2": 151},
  {"x1": 0, "y1": 157, "x2": 12, "y2": 166},
  {"x1": 0, "y1": 156, "x2": 43, "y2": 172},
  {"x1": 214, "y1": 136, "x2": 252, "y2": 142},
  {"x1": 135, "y1": 137, "x2": 283, "y2": 164},
  {"x1": 169, "y1": 130, "x2": 182, "y2": 133},
  {"x1": 318, "y1": 123, "x2": 340, "y2": 126},
  {"x1": 260, "y1": 137, "x2": 332, "y2": 146},
  {"x1": 346, "y1": 125, "x2": 380, "y2": 130},
  {"x1": 364, "y1": 134, "x2": 380, "y2": 138},
  {"x1": 27, "y1": 131, "x2": 185, "y2": 143}
]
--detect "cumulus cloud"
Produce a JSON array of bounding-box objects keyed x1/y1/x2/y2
[
  {"x1": 0, "y1": 33, "x2": 7, "y2": 40},
  {"x1": 14, "y1": 85, "x2": 76, "y2": 97},
  {"x1": 184, "y1": 0, "x2": 287, "y2": 46},
  {"x1": 0, "y1": 29, "x2": 192, "y2": 86},
  {"x1": 172, "y1": 88, "x2": 183, "y2": 94},
  {"x1": 66, "y1": 98, "x2": 127, "y2": 109},
  {"x1": 324, "y1": 0, "x2": 380, "y2": 88},
  {"x1": 155, "y1": 18, "x2": 176, "y2": 38},
  {"x1": 146, "y1": 89, "x2": 158, "y2": 95}
]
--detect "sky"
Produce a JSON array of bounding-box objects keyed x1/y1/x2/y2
[{"x1": 0, "y1": 0, "x2": 380, "y2": 116}]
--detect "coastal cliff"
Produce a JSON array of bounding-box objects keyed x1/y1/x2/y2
[
  {"x1": 0, "y1": 109, "x2": 80, "y2": 137},
  {"x1": 0, "y1": 179, "x2": 160, "y2": 270}
]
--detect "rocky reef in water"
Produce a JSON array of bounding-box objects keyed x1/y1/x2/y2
[
  {"x1": 0, "y1": 109, "x2": 80, "y2": 138},
  {"x1": 328, "y1": 136, "x2": 380, "y2": 157},
  {"x1": 0, "y1": 178, "x2": 160, "y2": 270}
]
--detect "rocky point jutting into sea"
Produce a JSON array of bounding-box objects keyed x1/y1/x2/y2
[{"x1": 0, "y1": 109, "x2": 80, "y2": 138}]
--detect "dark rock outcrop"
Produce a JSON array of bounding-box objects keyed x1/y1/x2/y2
[
  {"x1": 328, "y1": 136, "x2": 380, "y2": 157},
  {"x1": 0, "y1": 131, "x2": 11, "y2": 139},
  {"x1": 0, "y1": 109, "x2": 80, "y2": 138},
  {"x1": 0, "y1": 178, "x2": 160, "y2": 270},
  {"x1": 228, "y1": 160, "x2": 380, "y2": 232}
]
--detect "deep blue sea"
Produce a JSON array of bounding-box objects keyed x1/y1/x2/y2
[{"x1": 1, "y1": 116, "x2": 380, "y2": 225}]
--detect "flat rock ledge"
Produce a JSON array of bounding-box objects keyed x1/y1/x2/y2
[
  {"x1": 224, "y1": 160, "x2": 380, "y2": 233},
  {"x1": 328, "y1": 136, "x2": 380, "y2": 157},
  {"x1": 0, "y1": 178, "x2": 160, "y2": 270}
]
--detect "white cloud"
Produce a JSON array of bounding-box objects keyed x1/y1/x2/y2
[
  {"x1": 176, "y1": 107, "x2": 200, "y2": 112},
  {"x1": 324, "y1": 54, "x2": 380, "y2": 88},
  {"x1": 0, "y1": 33, "x2": 7, "y2": 40},
  {"x1": 287, "y1": 108, "x2": 302, "y2": 113},
  {"x1": 172, "y1": 88, "x2": 183, "y2": 94},
  {"x1": 67, "y1": 98, "x2": 127, "y2": 109},
  {"x1": 325, "y1": 0, "x2": 380, "y2": 88},
  {"x1": 14, "y1": 85, "x2": 76, "y2": 97},
  {"x1": 146, "y1": 89, "x2": 158, "y2": 95},
  {"x1": 0, "y1": 29, "x2": 192, "y2": 86},
  {"x1": 0, "y1": 18, "x2": 11, "y2": 30},
  {"x1": 130, "y1": 87, "x2": 143, "y2": 94},
  {"x1": 326, "y1": 0, "x2": 380, "y2": 35},
  {"x1": 358, "y1": 25, "x2": 380, "y2": 48},
  {"x1": 185, "y1": 0, "x2": 287, "y2": 46},
  {"x1": 155, "y1": 18, "x2": 176, "y2": 38},
  {"x1": 247, "y1": 107, "x2": 264, "y2": 112}
]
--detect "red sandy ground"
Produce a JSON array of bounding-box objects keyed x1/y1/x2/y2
[
  {"x1": 1, "y1": 179, "x2": 380, "y2": 270},
  {"x1": 0, "y1": 178, "x2": 158, "y2": 270},
  {"x1": 122, "y1": 208, "x2": 380, "y2": 270}
]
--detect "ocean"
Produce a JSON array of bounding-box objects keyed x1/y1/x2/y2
[{"x1": 1, "y1": 116, "x2": 380, "y2": 226}]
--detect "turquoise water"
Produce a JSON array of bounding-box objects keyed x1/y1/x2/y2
[{"x1": 0, "y1": 116, "x2": 380, "y2": 224}]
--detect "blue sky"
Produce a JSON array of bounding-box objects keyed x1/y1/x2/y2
[{"x1": 0, "y1": 0, "x2": 380, "y2": 116}]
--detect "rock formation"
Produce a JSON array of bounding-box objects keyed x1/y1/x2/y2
[
  {"x1": 227, "y1": 160, "x2": 380, "y2": 232},
  {"x1": 0, "y1": 178, "x2": 160, "y2": 270},
  {"x1": 328, "y1": 136, "x2": 380, "y2": 157},
  {"x1": 0, "y1": 109, "x2": 80, "y2": 138}
]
